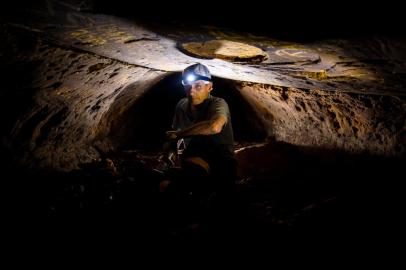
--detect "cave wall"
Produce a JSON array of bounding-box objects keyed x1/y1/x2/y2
[
  {"x1": 236, "y1": 82, "x2": 406, "y2": 156},
  {"x1": 2, "y1": 35, "x2": 165, "y2": 171},
  {"x1": 94, "y1": 73, "x2": 184, "y2": 153}
]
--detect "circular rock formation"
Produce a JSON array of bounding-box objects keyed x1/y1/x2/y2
[{"x1": 180, "y1": 39, "x2": 268, "y2": 62}]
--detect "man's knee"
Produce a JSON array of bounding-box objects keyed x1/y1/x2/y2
[{"x1": 182, "y1": 156, "x2": 210, "y2": 175}]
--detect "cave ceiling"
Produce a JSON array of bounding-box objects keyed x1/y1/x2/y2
[{"x1": 6, "y1": 3, "x2": 406, "y2": 96}]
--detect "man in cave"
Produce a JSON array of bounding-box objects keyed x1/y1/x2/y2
[{"x1": 163, "y1": 63, "x2": 237, "y2": 211}]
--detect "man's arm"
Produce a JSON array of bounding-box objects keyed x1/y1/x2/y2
[{"x1": 167, "y1": 114, "x2": 227, "y2": 139}]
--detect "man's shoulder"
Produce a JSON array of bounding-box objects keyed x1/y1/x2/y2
[
  {"x1": 209, "y1": 96, "x2": 229, "y2": 108},
  {"x1": 210, "y1": 96, "x2": 225, "y2": 102},
  {"x1": 210, "y1": 96, "x2": 227, "y2": 104}
]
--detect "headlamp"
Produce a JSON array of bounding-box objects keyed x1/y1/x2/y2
[
  {"x1": 181, "y1": 73, "x2": 212, "y2": 86},
  {"x1": 186, "y1": 74, "x2": 196, "y2": 83}
]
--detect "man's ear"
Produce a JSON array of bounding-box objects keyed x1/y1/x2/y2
[{"x1": 208, "y1": 82, "x2": 213, "y2": 92}]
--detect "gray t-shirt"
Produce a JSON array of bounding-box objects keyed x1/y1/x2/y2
[{"x1": 172, "y1": 95, "x2": 235, "y2": 161}]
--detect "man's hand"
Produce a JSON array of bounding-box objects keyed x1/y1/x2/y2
[
  {"x1": 166, "y1": 130, "x2": 178, "y2": 140},
  {"x1": 163, "y1": 130, "x2": 178, "y2": 152}
]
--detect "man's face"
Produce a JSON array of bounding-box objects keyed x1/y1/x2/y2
[{"x1": 184, "y1": 80, "x2": 212, "y2": 106}]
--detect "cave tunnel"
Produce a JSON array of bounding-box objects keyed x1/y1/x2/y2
[{"x1": 109, "y1": 73, "x2": 268, "y2": 154}]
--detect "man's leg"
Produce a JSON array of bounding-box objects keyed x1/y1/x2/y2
[{"x1": 181, "y1": 157, "x2": 210, "y2": 197}]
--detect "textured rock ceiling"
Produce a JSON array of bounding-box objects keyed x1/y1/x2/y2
[{"x1": 7, "y1": 4, "x2": 406, "y2": 95}]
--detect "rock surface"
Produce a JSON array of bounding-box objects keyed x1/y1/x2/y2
[
  {"x1": 181, "y1": 39, "x2": 268, "y2": 62},
  {"x1": 1, "y1": 4, "x2": 405, "y2": 171}
]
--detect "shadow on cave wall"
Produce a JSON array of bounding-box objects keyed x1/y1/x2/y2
[
  {"x1": 107, "y1": 73, "x2": 185, "y2": 153},
  {"x1": 107, "y1": 73, "x2": 268, "y2": 154},
  {"x1": 211, "y1": 77, "x2": 268, "y2": 142}
]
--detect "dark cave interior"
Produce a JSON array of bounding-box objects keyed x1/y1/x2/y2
[
  {"x1": 3, "y1": 0, "x2": 406, "y2": 40},
  {"x1": 10, "y1": 133, "x2": 404, "y2": 244},
  {"x1": 1, "y1": 0, "x2": 406, "y2": 246},
  {"x1": 92, "y1": 0, "x2": 406, "y2": 41}
]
